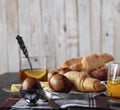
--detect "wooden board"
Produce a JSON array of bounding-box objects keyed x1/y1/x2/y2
[
  {"x1": 65, "y1": 0, "x2": 79, "y2": 58},
  {"x1": 0, "y1": 0, "x2": 8, "y2": 74},
  {"x1": 6, "y1": 0, "x2": 19, "y2": 72},
  {"x1": 77, "y1": 0, "x2": 91, "y2": 56},
  {"x1": 0, "y1": 0, "x2": 120, "y2": 73}
]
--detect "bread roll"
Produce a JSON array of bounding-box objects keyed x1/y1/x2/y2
[
  {"x1": 64, "y1": 71, "x2": 106, "y2": 92},
  {"x1": 88, "y1": 66, "x2": 108, "y2": 81}
]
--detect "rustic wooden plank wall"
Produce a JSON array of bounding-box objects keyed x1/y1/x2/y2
[{"x1": 0, "y1": 0, "x2": 120, "y2": 74}]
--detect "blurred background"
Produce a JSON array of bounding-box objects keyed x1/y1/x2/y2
[{"x1": 0, "y1": 0, "x2": 120, "y2": 74}]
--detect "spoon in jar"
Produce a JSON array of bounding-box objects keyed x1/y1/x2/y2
[{"x1": 16, "y1": 35, "x2": 32, "y2": 70}]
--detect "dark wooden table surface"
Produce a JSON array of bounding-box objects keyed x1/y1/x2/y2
[
  {"x1": 0, "y1": 72, "x2": 19, "y2": 103},
  {"x1": 0, "y1": 73, "x2": 120, "y2": 110}
]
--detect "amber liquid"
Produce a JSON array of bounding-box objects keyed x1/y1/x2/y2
[
  {"x1": 20, "y1": 69, "x2": 48, "y2": 84},
  {"x1": 107, "y1": 79, "x2": 120, "y2": 98}
]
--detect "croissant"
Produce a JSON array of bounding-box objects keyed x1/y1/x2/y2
[
  {"x1": 61, "y1": 53, "x2": 113, "y2": 72},
  {"x1": 64, "y1": 71, "x2": 106, "y2": 92},
  {"x1": 81, "y1": 53, "x2": 113, "y2": 72},
  {"x1": 61, "y1": 57, "x2": 82, "y2": 71},
  {"x1": 99, "y1": 53, "x2": 113, "y2": 63},
  {"x1": 81, "y1": 53, "x2": 104, "y2": 72}
]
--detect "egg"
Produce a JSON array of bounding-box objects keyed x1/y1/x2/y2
[
  {"x1": 21, "y1": 77, "x2": 42, "y2": 90},
  {"x1": 49, "y1": 73, "x2": 73, "y2": 93}
]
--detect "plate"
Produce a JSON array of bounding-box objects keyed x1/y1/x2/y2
[
  {"x1": 108, "y1": 98, "x2": 120, "y2": 105},
  {"x1": 2, "y1": 87, "x2": 21, "y2": 96},
  {"x1": 46, "y1": 89, "x2": 106, "y2": 99}
]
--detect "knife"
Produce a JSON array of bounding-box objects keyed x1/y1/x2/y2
[{"x1": 42, "y1": 90, "x2": 60, "y2": 109}]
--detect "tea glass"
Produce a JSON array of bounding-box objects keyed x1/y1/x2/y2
[
  {"x1": 19, "y1": 56, "x2": 47, "y2": 84},
  {"x1": 107, "y1": 63, "x2": 120, "y2": 103}
]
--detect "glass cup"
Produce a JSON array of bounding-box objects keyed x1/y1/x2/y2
[
  {"x1": 107, "y1": 63, "x2": 120, "y2": 100},
  {"x1": 19, "y1": 56, "x2": 48, "y2": 84}
]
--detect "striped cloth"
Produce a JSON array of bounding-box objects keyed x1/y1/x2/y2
[{"x1": 0, "y1": 95, "x2": 118, "y2": 110}]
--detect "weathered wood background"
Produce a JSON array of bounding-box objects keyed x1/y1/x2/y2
[{"x1": 0, "y1": 0, "x2": 120, "y2": 74}]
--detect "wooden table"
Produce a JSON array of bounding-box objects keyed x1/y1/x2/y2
[
  {"x1": 0, "y1": 73, "x2": 120, "y2": 110},
  {"x1": 0, "y1": 73, "x2": 19, "y2": 103}
]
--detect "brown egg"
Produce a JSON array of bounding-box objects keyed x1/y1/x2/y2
[
  {"x1": 49, "y1": 73, "x2": 73, "y2": 93},
  {"x1": 21, "y1": 77, "x2": 42, "y2": 90}
]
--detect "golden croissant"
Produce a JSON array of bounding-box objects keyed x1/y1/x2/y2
[{"x1": 64, "y1": 71, "x2": 106, "y2": 92}]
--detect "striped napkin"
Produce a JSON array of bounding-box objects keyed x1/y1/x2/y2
[
  {"x1": 12, "y1": 97, "x2": 91, "y2": 109},
  {"x1": 12, "y1": 90, "x2": 98, "y2": 109}
]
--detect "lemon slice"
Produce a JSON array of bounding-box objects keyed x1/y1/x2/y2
[
  {"x1": 24, "y1": 70, "x2": 46, "y2": 79},
  {"x1": 108, "y1": 79, "x2": 120, "y2": 85},
  {"x1": 40, "y1": 81, "x2": 49, "y2": 90},
  {"x1": 10, "y1": 84, "x2": 21, "y2": 92}
]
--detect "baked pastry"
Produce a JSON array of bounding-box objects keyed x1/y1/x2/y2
[
  {"x1": 56, "y1": 67, "x2": 72, "y2": 74},
  {"x1": 47, "y1": 67, "x2": 72, "y2": 81},
  {"x1": 81, "y1": 53, "x2": 105, "y2": 72},
  {"x1": 61, "y1": 53, "x2": 113, "y2": 72},
  {"x1": 64, "y1": 71, "x2": 106, "y2": 92},
  {"x1": 61, "y1": 57, "x2": 82, "y2": 71},
  {"x1": 69, "y1": 63, "x2": 82, "y2": 71},
  {"x1": 88, "y1": 66, "x2": 108, "y2": 81},
  {"x1": 81, "y1": 53, "x2": 113, "y2": 72},
  {"x1": 99, "y1": 53, "x2": 113, "y2": 63}
]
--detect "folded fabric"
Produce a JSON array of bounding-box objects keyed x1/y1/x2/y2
[{"x1": 12, "y1": 98, "x2": 90, "y2": 109}]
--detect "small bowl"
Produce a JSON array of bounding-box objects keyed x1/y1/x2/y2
[{"x1": 20, "y1": 89, "x2": 43, "y2": 106}]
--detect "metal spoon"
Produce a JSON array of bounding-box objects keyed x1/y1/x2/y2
[{"x1": 16, "y1": 35, "x2": 32, "y2": 70}]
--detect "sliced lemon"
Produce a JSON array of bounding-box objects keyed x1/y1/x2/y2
[
  {"x1": 108, "y1": 79, "x2": 120, "y2": 85},
  {"x1": 10, "y1": 84, "x2": 21, "y2": 92},
  {"x1": 40, "y1": 81, "x2": 49, "y2": 90},
  {"x1": 24, "y1": 70, "x2": 46, "y2": 79}
]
